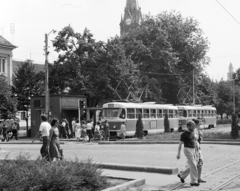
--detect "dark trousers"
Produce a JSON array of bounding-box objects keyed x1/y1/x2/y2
[
  {"x1": 40, "y1": 136, "x2": 49, "y2": 158},
  {"x1": 87, "y1": 130, "x2": 92, "y2": 142},
  {"x1": 11, "y1": 129, "x2": 18, "y2": 140}
]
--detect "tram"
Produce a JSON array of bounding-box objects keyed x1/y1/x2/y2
[
  {"x1": 101, "y1": 101, "x2": 179, "y2": 137},
  {"x1": 177, "y1": 105, "x2": 217, "y2": 130}
]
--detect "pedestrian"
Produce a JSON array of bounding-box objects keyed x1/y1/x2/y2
[
  {"x1": 86, "y1": 120, "x2": 93, "y2": 142},
  {"x1": 103, "y1": 120, "x2": 110, "y2": 141},
  {"x1": 81, "y1": 121, "x2": 87, "y2": 143},
  {"x1": 177, "y1": 119, "x2": 206, "y2": 184},
  {"x1": 10, "y1": 121, "x2": 18, "y2": 140},
  {"x1": 71, "y1": 117, "x2": 76, "y2": 138},
  {"x1": 176, "y1": 120, "x2": 199, "y2": 186},
  {"x1": 64, "y1": 118, "x2": 71, "y2": 139},
  {"x1": 2, "y1": 120, "x2": 8, "y2": 142},
  {"x1": 32, "y1": 114, "x2": 51, "y2": 159},
  {"x1": 48, "y1": 118, "x2": 62, "y2": 161},
  {"x1": 120, "y1": 121, "x2": 126, "y2": 141},
  {"x1": 94, "y1": 121, "x2": 102, "y2": 141},
  {"x1": 75, "y1": 119, "x2": 81, "y2": 142}
]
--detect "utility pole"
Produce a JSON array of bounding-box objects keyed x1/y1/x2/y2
[
  {"x1": 233, "y1": 74, "x2": 235, "y2": 114},
  {"x1": 193, "y1": 69, "x2": 195, "y2": 105},
  {"x1": 45, "y1": 34, "x2": 49, "y2": 119}
]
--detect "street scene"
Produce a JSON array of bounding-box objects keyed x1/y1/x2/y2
[{"x1": 1, "y1": 0, "x2": 240, "y2": 190}]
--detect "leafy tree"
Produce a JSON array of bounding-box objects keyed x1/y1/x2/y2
[
  {"x1": 0, "y1": 75, "x2": 17, "y2": 119},
  {"x1": 164, "y1": 113, "x2": 170, "y2": 133},
  {"x1": 119, "y1": 11, "x2": 210, "y2": 104},
  {"x1": 135, "y1": 114, "x2": 144, "y2": 139},
  {"x1": 12, "y1": 60, "x2": 44, "y2": 131}
]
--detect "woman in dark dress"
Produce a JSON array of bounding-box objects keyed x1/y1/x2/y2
[{"x1": 48, "y1": 118, "x2": 62, "y2": 161}]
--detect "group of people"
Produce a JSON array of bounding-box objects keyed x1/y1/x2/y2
[
  {"x1": 0, "y1": 119, "x2": 20, "y2": 142},
  {"x1": 32, "y1": 114, "x2": 62, "y2": 161},
  {"x1": 177, "y1": 119, "x2": 206, "y2": 186}
]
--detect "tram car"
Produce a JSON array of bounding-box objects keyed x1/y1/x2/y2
[
  {"x1": 177, "y1": 105, "x2": 217, "y2": 131},
  {"x1": 101, "y1": 101, "x2": 179, "y2": 138}
]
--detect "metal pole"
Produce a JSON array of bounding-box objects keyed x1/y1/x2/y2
[
  {"x1": 45, "y1": 34, "x2": 49, "y2": 119},
  {"x1": 233, "y1": 79, "x2": 235, "y2": 114},
  {"x1": 193, "y1": 69, "x2": 195, "y2": 105}
]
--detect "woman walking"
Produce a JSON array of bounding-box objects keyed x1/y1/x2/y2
[
  {"x1": 75, "y1": 119, "x2": 81, "y2": 142},
  {"x1": 48, "y1": 118, "x2": 62, "y2": 161}
]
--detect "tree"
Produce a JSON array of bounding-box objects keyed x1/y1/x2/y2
[
  {"x1": 164, "y1": 113, "x2": 170, "y2": 133},
  {"x1": 12, "y1": 59, "x2": 44, "y2": 132},
  {"x1": 135, "y1": 114, "x2": 144, "y2": 139},
  {"x1": 119, "y1": 11, "x2": 210, "y2": 104},
  {"x1": 0, "y1": 74, "x2": 17, "y2": 119}
]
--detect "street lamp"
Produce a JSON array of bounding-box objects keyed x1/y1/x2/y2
[{"x1": 45, "y1": 29, "x2": 56, "y2": 119}]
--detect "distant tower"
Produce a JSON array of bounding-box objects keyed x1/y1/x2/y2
[
  {"x1": 227, "y1": 63, "x2": 234, "y2": 80},
  {"x1": 120, "y1": 0, "x2": 143, "y2": 35}
]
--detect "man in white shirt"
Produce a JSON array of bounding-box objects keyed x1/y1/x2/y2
[{"x1": 32, "y1": 114, "x2": 51, "y2": 158}]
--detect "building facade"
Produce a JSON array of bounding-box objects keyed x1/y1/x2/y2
[
  {"x1": 0, "y1": 35, "x2": 17, "y2": 86},
  {"x1": 120, "y1": 0, "x2": 143, "y2": 35}
]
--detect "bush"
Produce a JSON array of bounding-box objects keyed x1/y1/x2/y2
[
  {"x1": 135, "y1": 114, "x2": 144, "y2": 139},
  {"x1": 164, "y1": 113, "x2": 170, "y2": 133},
  {"x1": 146, "y1": 131, "x2": 233, "y2": 140},
  {"x1": 0, "y1": 153, "x2": 108, "y2": 191},
  {"x1": 217, "y1": 119, "x2": 231, "y2": 125}
]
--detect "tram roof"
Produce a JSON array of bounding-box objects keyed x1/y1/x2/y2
[
  {"x1": 177, "y1": 105, "x2": 216, "y2": 110},
  {"x1": 103, "y1": 102, "x2": 178, "y2": 109}
]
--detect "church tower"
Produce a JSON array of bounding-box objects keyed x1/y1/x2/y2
[
  {"x1": 227, "y1": 62, "x2": 234, "y2": 80},
  {"x1": 120, "y1": 0, "x2": 143, "y2": 35}
]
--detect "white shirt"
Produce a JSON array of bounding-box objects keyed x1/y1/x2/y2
[
  {"x1": 72, "y1": 120, "x2": 76, "y2": 131},
  {"x1": 39, "y1": 121, "x2": 51, "y2": 137}
]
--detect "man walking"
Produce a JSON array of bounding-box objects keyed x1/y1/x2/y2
[
  {"x1": 176, "y1": 120, "x2": 199, "y2": 186},
  {"x1": 32, "y1": 114, "x2": 51, "y2": 159}
]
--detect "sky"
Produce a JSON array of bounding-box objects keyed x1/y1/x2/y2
[{"x1": 1, "y1": 0, "x2": 240, "y2": 81}]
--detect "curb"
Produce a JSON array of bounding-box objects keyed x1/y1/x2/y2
[
  {"x1": 96, "y1": 162, "x2": 178, "y2": 175},
  {"x1": 102, "y1": 177, "x2": 145, "y2": 191},
  {"x1": 99, "y1": 140, "x2": 240, "y2": 146},
  {"x1": 0, "y1": 141, "x2": 65, "y2": 145}
]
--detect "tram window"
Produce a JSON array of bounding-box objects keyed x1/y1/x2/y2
[
  {"x1": 201, "y1": 110, "x2": 204, "y2": 118},
  {"x1": 157, "y1": 109, "x2": 163, "y2": 118},
  {"x1": 193, "y1": 110, "x2": 197, "y2": 117},
  {"x1": 143, "y1": 109, "x2": 150, "y2": 118},
  {"x1": 163, "y1": 110, "x2": 168, "y2": 116},
  {"x1": 183, "y1": 110, "x2": 187, "y2": 117},
  {"x1": 103, "y1": 108, "x2": 119, "y2": 118},
  {"x1": 205, "y1": 110, "x2": 208, "y2": 117},
  {"x1": 188, "y1": 110, "x2": 193, "y2": 117},
  {"x1": 174, "y1": 110, "x2": 178, "y2": 118},
  {"x1": 119, "y1": 109, "x2": 126, "y2": 119},
  {"x1": 208, "y1": 110, "x2": 211, "y2": 117},
  {"x1": 127, "y1": 108, "x2": 135, "y2": 119},
  {"x1": 197, "y1": 110, "x2": 201, "y2": 118},
  {"x1": 136, "y1": 109, "x2": 142, "y2": 118},
  {"x1": 150, "y1": 109, "x2": 156, "y2": 118},
  {"x1": 169, "y1": 110, "x2": 173, "y2": 118}
]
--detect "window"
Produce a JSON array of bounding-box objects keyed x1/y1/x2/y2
[
  {"x1": 34, "y1": 100, "x2": 41, "y2": 107},
  {"x1": 0, "y1": 57, "x2": 6, "y2": 73},
  {"x1": 157, "y1": 109, "x2": 163, "y2": 118},
  {"x1": 143, "y1": 109, "x2": 149, "y2": 118},
  {"x1": 174, "y1": 110, "x2": 178, "y2": 118},
  {"x1": 103, "y1": 108, "x2": 119, "y2": 118},
  {"x1": 201, "y1": 110, "x2": 204, "y2": 118},
  {"x1": 150, "y1": 109, "x2": 156, "y2": 118},
  {"x1": 127, "y1": 108, "x2": 135, "y2": 119},
  {"x1": 193, "y1": 110, "x2": 197, "y2": 117},
  {"x1": 188, "y1": 110, "x2": 193, "y2": 117},
  {"x1": 21, "y1": 112, "x2": 25, "y2": 120},
  {"x1": 169, "y1": 110, "x2": 173, "y2": 118},
  {"x1": 119, "y1": 108, "x2": 126, "y2": 119},
  {"x1": 197, "y1": 110, "x2": 201, "y2": 118},
  {"x1": 163, "y1": 110, "x2": 168, "y2": 118},
  {"x1": 208, "y1": 110, "x2": 211, "y2": 117},
  {"x1": 136, "y1": 109, "x2": 142, "y2": 118}
]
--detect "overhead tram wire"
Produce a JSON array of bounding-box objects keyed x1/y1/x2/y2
[{"x1": 216, "y1": 0, "x2": 240, "y2": 26}]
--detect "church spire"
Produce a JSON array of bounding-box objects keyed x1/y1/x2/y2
[{"x1": 120, "y1": 0, "x2": 142, "y2": 35}]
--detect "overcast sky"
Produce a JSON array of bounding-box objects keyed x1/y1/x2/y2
[{"x1": 1, "y1": 0, "x2": 240, "y2": 81}]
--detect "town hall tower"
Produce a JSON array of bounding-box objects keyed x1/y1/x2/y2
[{"x1": 120, "y1": 0, "x2": 143, "y2": 35}]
